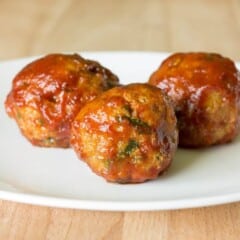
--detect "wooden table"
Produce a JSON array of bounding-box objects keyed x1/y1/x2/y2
[{"x1": 0, "y1": 0, "x2": 240, "y2": 239}]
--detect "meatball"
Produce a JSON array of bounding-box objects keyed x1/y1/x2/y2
[
  {"x1": 149, "y1": 52, "x2": 240, "y2": 147},
  {"x1": 71, "y1": 83, "x2": 178, "y2": 183},
  {"x1": 5, "y1": 53, "x2": 119, "y2": 148}
]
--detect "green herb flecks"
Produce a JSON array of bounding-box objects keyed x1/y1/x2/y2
[
  {"x1": 155, "y1": 153, "x2": 163, "y2": 162},
  {"x1": 115, "y1": 104, "x2": 152, "y2": 133},
  {"x1": 44, "y1": 137, "x2": 55, "y2": 145},
  {"x1": 123, "y1": 104, "x2": 133, "y2": 114},
  {"x1": 118, "y1": 139, "x2": 139, "y2": 159},
  {"x1": 123, "y1": 116, "x2": 148, "y2": 128},
  {"x1": 103, "y1": 159, "x2": 112, "y2": 172},
  {"x1": 37, "y1": 118, "x2": 44, "y2": 126},
  {"x1": 124, "y1": 139, "x2": 139, "y2": 155},
  {"x1": 205, "y1": 53, "x2": 218, "y2": 61},
  {"x1": 125, "y1": 116, "x2": 151, "y2": 134}
]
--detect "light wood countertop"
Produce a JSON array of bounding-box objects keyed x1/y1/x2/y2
[{"x1": 0, "y1": 0, "x2": 240, "y2": 239}]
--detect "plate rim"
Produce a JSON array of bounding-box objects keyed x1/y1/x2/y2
[
  {"x1": 1, "y1": 51, "x2": 240, "y2": 211},
  {"x1": 0, "y1": 189, "x2": 240, "y2": 211}
]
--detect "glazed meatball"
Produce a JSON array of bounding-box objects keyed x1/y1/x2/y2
[
  {"x1": 5, "y1": 53, "x2": 119, "y2": 148},
  {"x1": 149, "y1": 52, "x2": 240, "y2": 147},
  {"x1": 71, "y1": 83, "x2": 178, "y2": 183}
]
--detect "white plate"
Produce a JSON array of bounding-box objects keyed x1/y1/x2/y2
[{"x1": 1, "y1": 52, "x2": 240, "y2": 211}]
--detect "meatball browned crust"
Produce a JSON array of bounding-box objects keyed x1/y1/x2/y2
[
  {"x1": 71, "y1": 83, "x2": 178, "y2": 183},
  {"x1": 149, "y1": 52, "x2": 240, "y2": 147},
  {"x1": 5, "y1": 53, "x2": 119, "y2": 148}
]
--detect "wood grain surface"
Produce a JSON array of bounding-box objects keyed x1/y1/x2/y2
[{"x1": 0, "y1": 0, "x2": 240, "y2": 239}]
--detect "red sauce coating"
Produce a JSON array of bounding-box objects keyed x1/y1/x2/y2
[
  {"x1": 5, "y1": 53, "x2": 119, "y2": 147},
  {"x1": 71, "y1": 83, "x2": 178, "y2": 183},
  {"x1": 149, "y1": 52, "x2": 240, "y2": 147}
]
